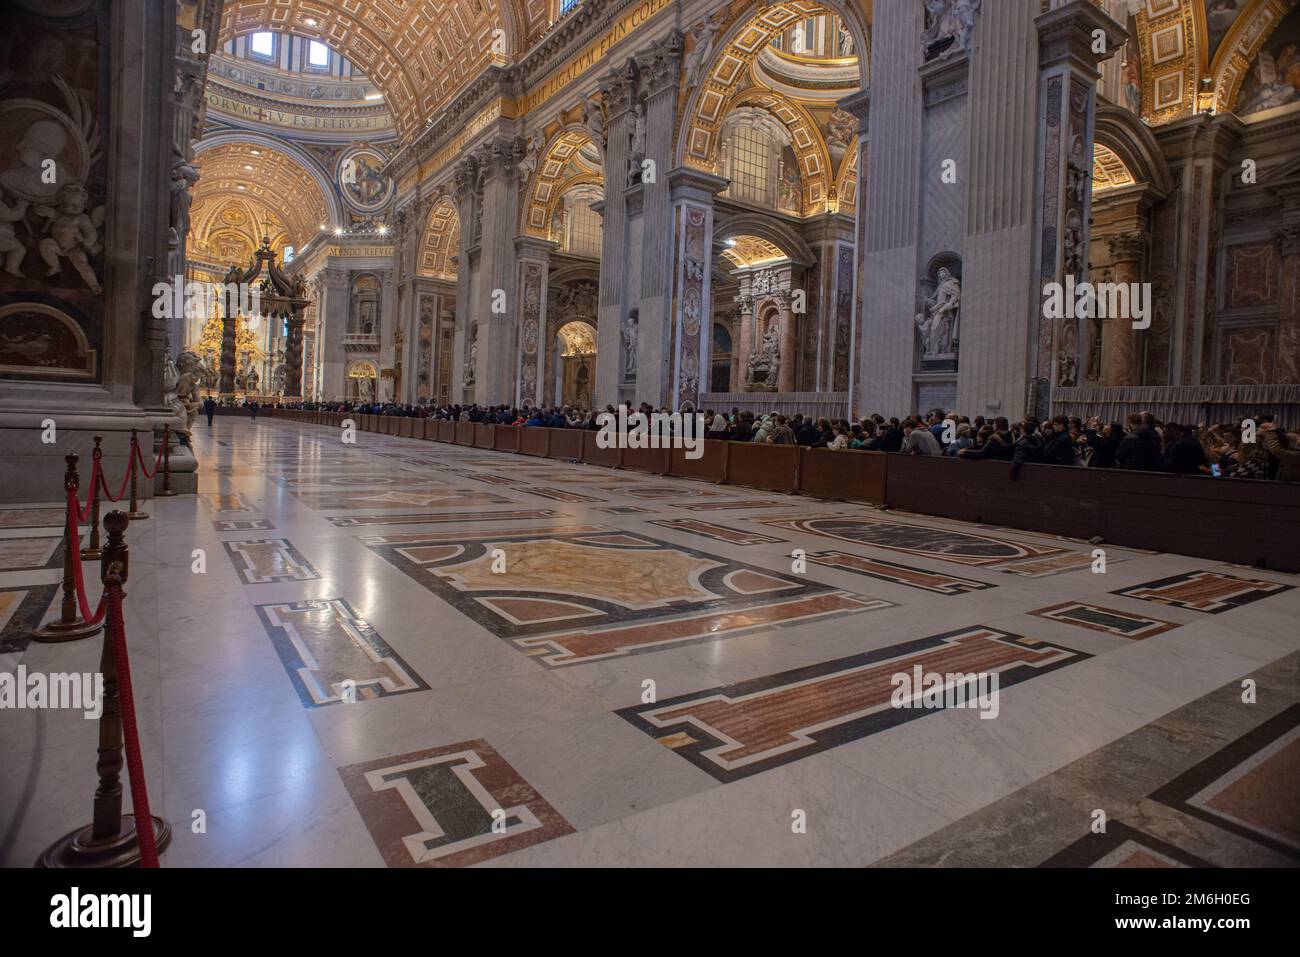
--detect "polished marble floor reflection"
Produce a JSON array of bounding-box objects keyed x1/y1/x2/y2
[{"x1": 1, "y1": 418, "x2": 1298, "y2": 867}]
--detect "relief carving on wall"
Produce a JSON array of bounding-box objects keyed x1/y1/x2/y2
[{"x1": 0, "y1": 7, "x2": 108, "y2": 383}]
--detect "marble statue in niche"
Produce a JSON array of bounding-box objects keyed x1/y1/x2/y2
[
  {"x1": 746, "y1": 319, "x2": 782, "y2": 391},
  {"x1": 34, "y1": 184, "x2": 104, "y2": 293},
  {"x1": 464, "y1": 326, "x2": 478, "y2": 386},
  {"x1": 622, "y1": 309, "x2": 639, "y2": 381},
  {"x1": 163, "y1": 350, "x2": 207, "y2": 442},
  {"x1": 921, "y1": 0, "x2": 982, "y2": 62},
  {"x1": 169, "y1": 160, "x2": 199, "y2": 275},
  {"x1": 916, "y1": 267, "x2": 962, "y2": 358}
]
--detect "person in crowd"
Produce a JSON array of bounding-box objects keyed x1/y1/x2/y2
[
  {"x1": 768, "y1": 415, "x2": 796, "y2": 445},
  {"x1": 1084, "y1": 417, "x2": 1122, "y2": 468},
  {"x1": 1162, "y1": 422, "x2": 1210, "y2": 475},
  {"x1": 902, "y1": 417, "x2": 942, "y2": 455},
  {"x1": 203, "y1": 394, "x2": 216, "y2": 427},
  {"x1": 1260, "y1": 415, "x2": 1300, "y2": 482},
  {"x1": 943, "y1": 423, "x2": 974, "y2": 457},
  {"x1": 1116, "y1": 412, "x2": 1163, "y2": 471},
  {"x1": 827, "y1": 423, "x2": 850, "y2": 450},
  {"x1": 1009, "y1": 416, "x2": 1046, "y2": 479}
]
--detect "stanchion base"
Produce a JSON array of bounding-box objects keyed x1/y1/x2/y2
[
  {"x1": 79, "y1": 548, "x2": 102, "y2": 561},
  {"x1": 156, "y1": 490, "x2": 177, "y2": 497},
  {"x1": 31, "y1": 616, "x2": 103, "y2": 643},
  {"x1": 37, "y1": 814, "x2": 172, "y2": 868},
  {"x1": 127, "y1": 511, "x2": 150, "y2": 521}
]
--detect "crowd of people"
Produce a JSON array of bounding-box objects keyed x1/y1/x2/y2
[{"x1": 277, "y1": 399, "x2": 1300, "y2": 482}]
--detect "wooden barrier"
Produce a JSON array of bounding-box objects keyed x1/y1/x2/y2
[
  {"x1": 725, "y1": 441, "x2": 800, "y2": 493},
  {"x1": 494, "y1": 426, "x2": 521, "y2": 452},
  {"x1": 884, "y1": 454, "x2": 1300, "y2": 572},
  {"x1": 800, "y1": 448, "x2": 888, "y2": 504},
  {"x1": 623, "y1": 445, "x2": 670, "y2": 475},
  {"x1": 581, "y1": 430, "x2": 622, "y2": 468},
  {"x1": 266, "y1": 414, "x2": 1300, "y2": 572},
  {"x1": 548, "y1": 429, "x2": 582, "y2": 460},
  {"x1": 519, "y1": 426, "x2": 550, "y2": 456}
]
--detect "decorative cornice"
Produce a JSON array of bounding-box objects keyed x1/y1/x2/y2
[{"x1": 1036, "y1": 0, "x2": 1126, "y2": 73}]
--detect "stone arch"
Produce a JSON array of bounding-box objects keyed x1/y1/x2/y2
[
  {"x1": 677, "y1": 0, "x2": 869, "y2": 175},
  {"x1": 722, "y1": 88, "x2": 833, "y2": 211},
  {"x1": 219, "y1": 1, "x2": 524, "y2": 142},
  {"x1": 714, "y1": 213, "x2": 816, "y2": 266},
  {"x1": 520, "y1": 127, "x2": 603, "y2": 238},
  {"x1": 194, "y1": 132, "x2": 344, "y2": 230},
  {"x1": 1213, "y1": 0, "x2": 1300, "y2": 113},
  {"x1": 418, "y1": 195, "x2": 461, "y2": 280},
  {"x1": 1095, "y1": 104, "x2": 1175, "y2": 196}
]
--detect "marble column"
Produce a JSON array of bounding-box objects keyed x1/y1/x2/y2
[
  {"x1": 668, "y1": 167, "x2": 728, "y2": 409},
  {"x1": 475, "y1": 137, "x2": 522, "y2": 403},
  {"x1": 637, "y1": 34, "x2": 684, "y2": 409},
  {"x1": 1154, "y1": 115, "x2": 1241, "y2": 386},
  {"x1": 514, "y1": 237, "x2": 556, "y2": 407},
  {"x1": 451, "y1": 157, "x2": 479, "y2": 402},
  {"x1": 318, "y1": 268, "x2": 350, "y2": 400},
  {"x1": 1101, "y1": 231, "x2": 1148, "y2": 386},
  {"x1": 1276, "y1": 223, "x2": 1300, "y2": 384},
  {"x1": 596, "y1": 64, "x2": 636, "y2": 407},
  {"x1": 1029, "y1": 0, "x2": 1124, "y2": 418},
  {"x1": 779, "y1": 295, "x2": 798, "y2": 393},
  {"x1": 735, "y1": 292, "x2": 755, "y2": 392}
]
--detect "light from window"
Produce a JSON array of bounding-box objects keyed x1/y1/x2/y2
[
  {"x1": 565, "y1": 202, "x2": 602, "y2": 257},
  {"x1": 283, "y1": 246, "x2": 295, "y2": 263},
  {"x1": 308, "y1": 40, "x2": 329, "y2": 67},
  {"x1": 559, "y1": 0, "x2": 581, "y2": 16},
  {"x1": 250, "y1": 32, "x2": 275, "y2": 58},
  {"x1": 727, "y1": 125, "x2": 775, "y2": 207}
]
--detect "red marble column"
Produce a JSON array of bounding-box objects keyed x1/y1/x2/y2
[
  {"x1": 1275, "y1": 225, "x2": 1300, "y2": 385},
  {"x1": 1101, "y1": 232, "x2": 1148, "y2": 387},
  {"x1": 780, "y1": 300, "x2": 798, "y2": 393}
]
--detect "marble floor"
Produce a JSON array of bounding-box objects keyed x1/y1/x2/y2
[{"x1": 2, "y1": 418, "x2": 1298, "y2": 867}]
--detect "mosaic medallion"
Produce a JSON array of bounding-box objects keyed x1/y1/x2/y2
[{"x1": 363, "y1": 527, "x2": 890, "y2": 667}]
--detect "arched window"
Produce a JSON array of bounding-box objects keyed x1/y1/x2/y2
[
  {"x1": 557, "y1": 184, "x2": 603, "y2": 258},
  {"x1": 721, "y1": 109, "x2": 789, "y2": 209}
]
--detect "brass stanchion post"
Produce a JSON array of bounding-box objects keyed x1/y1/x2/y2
[
  {"x1": 32, "y1": 453, "x2": 102, "y2": 643},
  {"x1": 38, "y1": 511, "x2": 172, "y2": 867},
  {"x1": 81, "y1": 435, "x2": 103, "y2": 560},
  {"x1": 127, "y1": 428, "x2": 149, "y2": 521},
  {"x1": 157, "y1": 425, "x2": 176, "y2": 497}
]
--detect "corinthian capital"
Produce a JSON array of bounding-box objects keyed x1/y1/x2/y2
[{"x1": 1107, "y1": 230, "x2": 1150, "y2": 264}]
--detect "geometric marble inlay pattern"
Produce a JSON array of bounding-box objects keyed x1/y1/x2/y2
[
  {"x1": 364, "y1": 527, "x2": 891, "y2": 667},
  {"x1": 0, "y1": 583, "x2": 60, "y2": 654},
  {"x1": 804, "y1": 550, "x2": 994, "y2": 594},
  {"x1": 1029, "y1": 601, "x2": 1180, "y2": 640},
  {"x1": 618, "y1": 627, "x2": 1089, "y2": 782},
  {"x1": 761, "y1": 516, "x2": 1072, "y2": 569},
  {"x1": 647, "y1": 519, "x2": 785, "y2": 546},
  {"x1": 213, "y1": 519, "x2": 276, "y2": 532},
  {"x1": 338, "y1": 740, "x2": 575, "y2": 867},
  {"x1": 254, "y1": 598, "x2": 428, "y2": 708},
  {"x1": 222, "y1": 539, "x2": 320, "y2": 584},
  {"x1": 0, "y1": 537, "x2": 62, "y2": 571},
  {"x1": 1112, "y1": 571, "x2": 1293, "y2": 614},
  {"x1": 289, "y1": 488, "x2": 511, "y2": 511},
  {"x1": 0, "y1": 507, "x2": 74, "y2": 529},
  {"x1": 327, "y1": 508, "x2": 560, "y2": 528},
  {"x1": 1149, "y1": 705, "x2": 1300, "y2": 860},
  {"x1": 199, "y1": 491, "x2": 256, "y2": 512}
]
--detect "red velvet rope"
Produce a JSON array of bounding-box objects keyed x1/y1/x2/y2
[
  {"x1": 104, "y1": 579, "x2": 160, "y2": 867},
  {"x1": 99, "y1": 444, "x2": 134, "y2": 502},
  {"x1": 135, "y1": 437, "x2": 165, "y2": 480},
  {"x1": 65, "y1": 488, "x2": 107, "y2": 626},
  {"x1": 73, "y1": 459, "x2": 99, "y2": 522}
]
